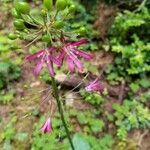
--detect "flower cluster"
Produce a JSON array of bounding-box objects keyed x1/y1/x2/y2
[
  {"x1": 26, "y1": 39, "x2": 105, "y2": 134},
  {"x1": 26, "y1": 39, "x2": 93, "y2": 76}
]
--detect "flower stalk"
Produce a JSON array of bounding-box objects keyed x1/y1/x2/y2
[{"x1": 51, "y1": 77, "x2": 75, "y2": 150}]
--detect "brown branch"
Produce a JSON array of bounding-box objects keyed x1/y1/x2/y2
[{"x1": 55, "y1": 73, "x2": 128, "y2": 98}]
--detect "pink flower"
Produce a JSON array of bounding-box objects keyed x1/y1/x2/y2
[
  {"x1": 41, "y1": 118, "x2": 52, "y2": 134},
  {"x1": 26, "y1": 47, "x2": 61, "y2": 76},
  {"x1": 58, "y1": 39, "x2": 93, "y2": 72},
  {"x1": 85, "y1": 79, "x2": 103, "y2": 92}
]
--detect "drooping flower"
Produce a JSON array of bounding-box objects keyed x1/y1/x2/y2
[
  {"x1": 26, "y1": 47, "x2": 61, "y2": 76},
  {"x1": 85, "y1": 78, "x2": 103, "y2": 92},
  {"x1": 58, "y1": 39, "x2": 93, "y2": 72},
  {"x1": 41, "y1": 118, "x2": 52, "y2": 134}
]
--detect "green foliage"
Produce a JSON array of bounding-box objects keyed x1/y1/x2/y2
[
  {"x1": 80, "y1": 90, "x2": 104, "y2": 105},
  {"x1": 76, "y1": 110, "x2": 105, "y2": 134},
  {"x1": 1, "y1": 116, "x2": 17, "y2": 141},
  {"x1": 84, "y1": 134, "x2": 114, "y2": 150},
  {"x1": 72, "y1": 134, "x2": 91, "y2": 150},
  {"x1": 113, "y1": 100, "x2": 150, "y2": 139},
  {"x1": 0, "y1": 90, "x2": 15, "y2": 104},
  {"x1": 106, "y1": 7, "x2": 150, "y2": 75},
  {"x1": 0, "y1": 34, "x2": 21, "y2": 90},
  {"x1": 0, "y1": 60, "x2": 21, "y2": 89},
  {"x1": 0, "y1": 35, "x2": 18, "y2": 55}
]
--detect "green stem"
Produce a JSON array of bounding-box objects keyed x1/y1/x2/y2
[
  {"x1": 51, "y1": 77, "x2": 75, "y2": 150},
  {"x1": 136, "y1": 0, "x2": 147, "y2": 11},
  {"x1": 28, "y1": 14, "x2": 42, "y2": 25}
]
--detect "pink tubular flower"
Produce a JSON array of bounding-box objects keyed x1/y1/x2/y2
[
  {"x1": 41, "y1": 118, "x2": 52, "y2": 134},
  {"x1": 85, "y1": 78, "x2": 103, "y2": 92},
  {"x1": 26, "y1": 47, "x2": 61, "y2": 77},
  {"x1": 58, "y1": 39, "x2": 93, "y2": 72}
]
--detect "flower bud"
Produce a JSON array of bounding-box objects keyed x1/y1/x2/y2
[
  {"x1": 8, "y1": 33, "x2": 17, "y2": 40},
  {"x1": 12, "y1": 9, "x2": 21, "y2": 18},
  {"x1": 43, "y1": 0, "x2": 53, "y2": 11},
  {"x1": 53, "y1": 21, "x2": 64, "y2": 29},
  {"x1": 68, "y1": 4, "x2": 76, "y2": 13},
  {"x1": 42, "y1": 34, "x2": 51, "y2": 43},
  {"x1": 14, "y1": 19, "x2": 25, "y2": 30},
  {"x1": 15, "y1": 2, "x2": 30, "y2": 14},
  {"x1": 41, "y1": 8, "x2": 47, "y2": 17},
  {"x1": 79, "y1": 27, "x2": 86, "y2": 35},
  {"x1": 56, "y1": 0, "x2": 68, "y2": 11},
  {"x1": 41, "y1": 118, "x2": 52, "y2": 134}
]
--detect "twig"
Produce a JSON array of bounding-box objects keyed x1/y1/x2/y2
[
  {"x1": 25, "y1": 34, "x2": 41, "y2": 48},
  {"x1": 118, "y1": 79, "x2": 125, "y2": 102},
  {"x1": 138, "y1": 130, "x2": 149, "y2": 149},
  {"x1": 135, "y1": 0, "x2": 147, "y2": 12}
]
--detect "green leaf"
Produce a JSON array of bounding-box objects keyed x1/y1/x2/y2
[
  {"x1": 15, "y1": 133, "x2": 28, "y2": 142},
  {"x1": 90, "y1": 120, "x2": 104, "y2": 133},
  {"x1": 130, "y1": 83, "x2": 140, "y2": 93},
  {"x1": 73, "y1": 134, "x2": 91, "y2": 150},
  {"x1": 139, "y1": 79, "x2": 150, "y2": 88}
]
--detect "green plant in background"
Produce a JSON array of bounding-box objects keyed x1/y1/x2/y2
[
  {"x1": 84, "y1": 134, "x2": 114, "y2": 150},
  {"x1": 105, "y1": 6, "x2": 150, "y2": 75},
  {"x1": 76, "y1": 110, "x2": 105, "y2": 134},
  {"x1": 0, "y1": 59, "x2": 21, "y2": 105},
  {"x1": 103, "y1": 7, "x2": 150, "y2": 143},
  {"x1": 0, "y1": 90, "x2": 15, "y2": 104},
  {"x1": 80, "y1": 89, "x2": 104, "y2": 105},
  {"x1": 0, "y1": 34, "x2": 21, "y2": 92},
  {"x1": 0, "y1": 60, "x2": 21, "y2": 89},
  {"x1": 0, "y1": 115, "x2": 17, "y2": 149},
  {"x1": 113, "y1": 100, "x2": 150, "y2": 140}
]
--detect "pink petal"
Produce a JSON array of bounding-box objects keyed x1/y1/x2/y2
[
  {"x1": 69, "y1": 39, "x2": 88, "y2": 47},
  {"x1": 67, "y1": 56, "x2": 75, "y2": 72},
  {"x1": 73, "y1": 48, "x2": 93, "y2": 59},
  {"x1": 41, "y1": 118, "x2": 52, "y2": 134},
  {"x1": 69, "y1": 52, "x2": 83, "y2": 72},
  {"x1": 34, "y1": 60, "x2": 44, "y2": 76},
  {"x1": 58, "y1": 51, "x2": 65, "y2": 60},
  {"x1": 46, "y1": 58, "x2": 55, "y2": 77},
  {"x1": 57, "y1": 51, "x2": 66, "y2": 66},
  {"x1": 47, "y1": 47, "x2": 56, "y2": 51},
  {"x1": 85, "y1": 79, "x2": 103, "y2": 92},
  {"x1": 26, "y1": 50, "x2": 44, "y2": 61},
  {"x1": 48, "y1": 55, "x2": 61, "y2": 66}
]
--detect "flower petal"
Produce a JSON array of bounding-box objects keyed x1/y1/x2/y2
[
  {"x1": 67, "y1": 56, "x2": 75, "y2": 72},
  {"x1": 48, "y1": 55, "x2": 61, "y2": 66},
  {"x1": 57, "y1": 51, "x2": 66, "y2": 66},
  {"x1": 73, "y1": 48, "x2": 93, "y2": 59},
  {"x1": 69, "y1": 52, "x2": 83, "y2": 72},
  {"x1": 46, "y1": 58, "x2": 55, "y2": 77},
  {"x1": 85, "y1": 79, "x2": 103, "y2": 92},
  {"x1": 41, "y1": 118, "x2": 52, "y2": 134},
  {"x1": 34, "y1": 60, "x2": 44, "y2": 76},
  {"x1": 69, "y1": 39, "x2": 88, "y2": 47},
  {"x1": 26, "y1": 50, "x2": 44, "y2": 61},
  {"x1": 47, "y1": 47, "x2": 56, "y2": 51}
]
